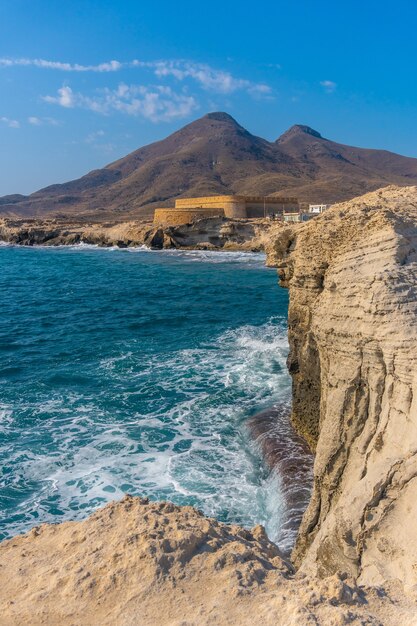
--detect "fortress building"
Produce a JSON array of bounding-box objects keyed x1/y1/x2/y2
[{"x1": 153, "y1": 195, "x2": 299, "y2": 226}]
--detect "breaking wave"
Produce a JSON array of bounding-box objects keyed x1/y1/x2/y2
[{"x1": 0, "y1": 245, "x2": 300, "y2": 551}]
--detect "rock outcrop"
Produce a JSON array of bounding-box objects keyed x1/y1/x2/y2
[
  {"x1": 268, "y1": 185, "x2": 417, "y2": 588},
  {"x1": 0, "y1": 496, "x2": 413, "y2": 625},
  {"x1": 0, "y1": 216, "x2": 283, "y2": 251}
]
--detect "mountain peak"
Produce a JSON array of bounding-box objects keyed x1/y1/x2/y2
[
  {"x1": 277, "y1": 124, "x2": 323, "y2": 143},
  {"x1": 175, "y1": 112, "x2": 244, "y2": 137},
  {"x1": 3, "y1": 112, "x2": 417, "y2": 219},
  {"x1": 203, "y1": 112, "x2": 239, "y2": 123}
]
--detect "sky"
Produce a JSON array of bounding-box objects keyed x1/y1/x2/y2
[{"x1": 1, "y1": 0, "x2": 417, "y2": 195}]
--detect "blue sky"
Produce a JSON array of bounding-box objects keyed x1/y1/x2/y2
[{"x1": 1, "y1": 0, "x2": 417, "y2": 195}]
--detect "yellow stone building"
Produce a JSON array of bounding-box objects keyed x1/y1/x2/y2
[{"x1": 153, "y1": 195, "x2": 299, "y2": 226}]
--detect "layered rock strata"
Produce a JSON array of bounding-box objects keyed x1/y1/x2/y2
[{"x1": 268, "y1": 185, "x2": 417, "y2": 588}]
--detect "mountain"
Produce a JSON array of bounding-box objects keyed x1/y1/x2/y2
[{"x1": 2, "y1": 112, "x2": 417, "y2": 219}]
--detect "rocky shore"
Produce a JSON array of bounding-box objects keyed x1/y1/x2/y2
[
  {"x1": 0, "y1": 215, "x2": 284, "y2": 251},
  {"x1": 1, "y1": 186, "x2": 417, "y2": 624},
  {"x1": 1, "y1": 495, "x2": 415, "y2": 625}
]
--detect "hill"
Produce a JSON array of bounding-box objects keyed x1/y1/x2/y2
[{"x1": 2, "y1": 112, "x2": 417, "y2": 218}]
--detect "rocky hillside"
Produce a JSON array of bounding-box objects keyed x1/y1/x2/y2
[
  {"x1": 2, "y1": 113, "x2": 417, "y2": 218},
  {"x1": 268, "y1": 185, "x2": 417, "y2": 588}
]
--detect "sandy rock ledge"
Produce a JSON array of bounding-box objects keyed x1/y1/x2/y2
[
  {"x1": 1, "y1": 496, "x2": 415, "y2": 625},
  {"x1": 0, "y1": 216, "x2": 284, "y2": 251}
]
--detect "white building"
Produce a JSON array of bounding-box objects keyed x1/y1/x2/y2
[{"x1": 309, "y1": 204, "x2": 330, "y2": 214}]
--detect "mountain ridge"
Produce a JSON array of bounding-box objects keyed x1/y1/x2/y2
[{"x1": 2, "y1": 112, "x2": 417, "y2": 218}]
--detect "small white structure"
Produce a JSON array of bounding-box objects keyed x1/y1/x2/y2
[
  {"x1": 283, "y1": 211, "x2": 301, "y2": 223},
  {"x1": 309, "y1": 204, "x2": 330, "y2": 214},
  {"x1": 283, "y1": 211, "x2": 313, "y2": 223}
]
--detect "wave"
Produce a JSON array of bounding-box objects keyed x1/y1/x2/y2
[
  {"x1": 0, "y1": 318, "x2": 291, "y2": 544},
  {"x1": 0, "y1": 247, "x2": 294, "y2": 549},
  {"x1": 0, "y1": 239, "x2": 265, "y2": 263}
]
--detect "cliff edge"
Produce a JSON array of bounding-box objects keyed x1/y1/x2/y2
[
  {"x1": 0, "y1": 496, "x2": 412, "y2": 625},
  {"x1": 268, "y1": 185, "x2": 417, "y2": 588}
]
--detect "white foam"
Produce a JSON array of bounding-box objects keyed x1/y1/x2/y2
[{"x1": 0, "y1": 315, "x2": 292, "y2": 545}]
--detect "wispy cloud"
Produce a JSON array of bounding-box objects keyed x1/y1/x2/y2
[
  {"x1": 43, "y1": 84, "x2": 198, "y2": 122},
  {"x1": 28, "y1": 115, "x2": 59, "y2": 126},
  {"x1": 85, "y1": 129, "x2": 105, "y2": 143},
  {"x1": 1, "y1": 57, "x2": 271, "y2": 97},
  {"x1": 0, "y1": 116, "x2": 20, "y2": 128},
  {"x1": 0, "y1": 58, "x2": 122, "y2": 72},
  {"x1": 320, "y1": 80, "x2": 337, "y2": 93},
  {"x1": 134, "y1": 60, "x2": 272, "y2": 96}
]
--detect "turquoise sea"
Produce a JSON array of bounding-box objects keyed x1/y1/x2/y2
[{"x1": 0, "y1": 245, "x2": 293, "y2": 548}]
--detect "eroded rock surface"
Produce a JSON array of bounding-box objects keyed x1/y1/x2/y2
[
  {"x1": 0, "y1": 496, "x2": 413, "y2": 625},
  {"x1": 0, "y1": 216, "x2": 283, "y2": 251},
  {"x1": 268, "y1": 185, "x2": 417, "y2": 588}
]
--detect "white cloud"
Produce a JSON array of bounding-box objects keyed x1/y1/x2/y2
[
  {"x1": 28, "y1": 115, "x2": 60, "y2": 126},
  {"x1": 134, "y1": 60, "x2": 271, "y2": 97},
  {"x1": 320, "y1": 80, "x2": 337, "y2": 93},
  {"x1": 0, "y1": 116, "x2": 19, "y2": 128},
  {"x1": 43, "y1": 85, "x2": 75, "y2": 108},
  {"x1": 0, "y1": 56, "x2": 271, "y2": 97},
  {"x1": 0, "y1": 58, "x2": 122, "y2": 72},
  {"x1": 85, "y1": 130, "x2": 105, "y2": 143},
  {"x1": 43, "y1": 83, "x2": 198, "y2": 122}
]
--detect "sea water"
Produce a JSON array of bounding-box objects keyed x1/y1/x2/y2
[{"x1": 0, "y1": 245, "x2": 292, "y2": 547}]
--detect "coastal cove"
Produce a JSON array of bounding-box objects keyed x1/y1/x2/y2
[
  {"x1": 0, "y1": 245, "x2": 307, "y2": 551},
  {"x1": 2, "y1": 0, "x2": 417, "y2": 616}
]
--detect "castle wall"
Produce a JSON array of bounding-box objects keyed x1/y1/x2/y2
[
  {"x1": 153, "y1": 208, "x2": 225, "y2": 226},
  {"x1": 154, "y1": 195, "x2": 299, "y2": 224},
  {"x1": 175, "y1": 195, "x2": 298, "y2": 219},
  {"x1": 174, "y1": 196, "x2": 246, "y2": 218}
]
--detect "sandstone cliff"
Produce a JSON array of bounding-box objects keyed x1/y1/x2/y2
[{"x1": 268, "y1": 185, "x2": 417, "y2": 588}]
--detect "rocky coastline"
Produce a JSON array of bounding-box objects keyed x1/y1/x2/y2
[
  {"x1": 1, "y1": 185, "x2": 417, "y2": 624},
  {"x1": 0, "y1": 215, "x2": 285, "y2": 252}
]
